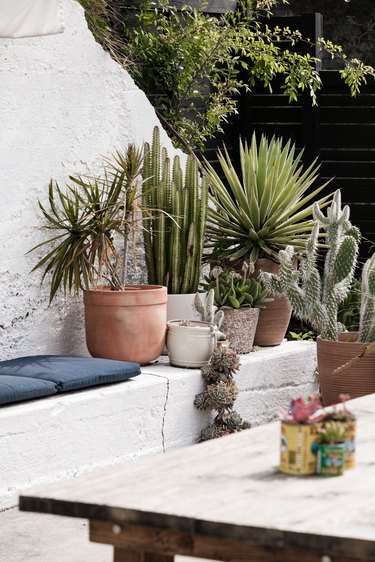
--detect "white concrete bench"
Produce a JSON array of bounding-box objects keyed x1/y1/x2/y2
[{"x1": 0, "y1": 341, "x2": 317, "y2": 509}]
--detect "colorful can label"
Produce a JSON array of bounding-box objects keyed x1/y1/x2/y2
[
  {"x1": 279, "y1": 422, "x2": 321, "y2": 475},
  {"x1": 316, "y1": 444, "x2": 345, "y2": 476}
]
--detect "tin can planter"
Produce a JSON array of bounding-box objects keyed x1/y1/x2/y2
[
  {"x1": 279, "y1": 422, "x2": 322, "y2": 475},
  {"x1": 316, "y1": 443, "x2": 346, "y2": 476},
  {"x1": 342, "y1": 419, "x2": 357, "y2": 470},
  {"x1": 166, "y1": 320, "x2": 216, "y2": 368}
]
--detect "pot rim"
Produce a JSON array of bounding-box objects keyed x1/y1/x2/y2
[
  {"x1": 84, "y1": 284, "x2": 167, "y2": 293},
  {"x1": 317, "y1": 332, "x2": 372, "y2": 345},
  {"x1": 167, "y1": 319, "x2": 213, "y2": 329}
]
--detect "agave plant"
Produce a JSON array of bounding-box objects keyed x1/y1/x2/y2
[{"x1": 205, "y1": 133, "x2": 332, "y2": 262}]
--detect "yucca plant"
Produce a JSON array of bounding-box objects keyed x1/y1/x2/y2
[
  {"x1": 205, "y1": 133, "x2": 332, "y2": 263},
  {"x1": 30, "y1": 144, "x2": 144, "y2": 302}
]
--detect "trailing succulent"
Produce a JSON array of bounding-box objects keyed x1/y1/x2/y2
[
  {"x1": 261, "y1": 190, "x2": 375, "y2": 342},
  {"x1": 194, "y1": 348, "x2": 250, "y2": 441},
  {"x1": 142, "y1": 126, "x2": 208, "y2": 294},
  {"x1": 202, "y1": 266, "x2": 269, "y2": 310}
]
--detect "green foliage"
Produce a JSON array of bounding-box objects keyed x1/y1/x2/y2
[
  {"x1": 205, "y1": 133, "x2": 332, "y2": 262},
  {"x1": 30, "y1": 145, "x2": 144, "y2": 301},
  {"x1": 194, "y1": 347, "x2": 250, "y2": 441},
  {"x1": 142, "y1": 126, "x2": 208, "y2": 294},
  {"x1": 78, "y1": 0, "x2": 375, "y2": 150},
  {"x1": 261, "y1": 190, "x2": 375, "y2": 342},
  {"x1": 289, "y1": 330, "x2": 315, "y2": 342},
  {"x1": 317, "y1": 422, "x2": 346, "y2": 445},
  {"x1": 202, "y1": 266, "x2": 269, "y2": 309}
]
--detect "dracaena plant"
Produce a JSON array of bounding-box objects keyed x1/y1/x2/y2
[
  {"x1": 30, "y1": 144, "x2": 144, "y2": 302},
  {"x1": 205, "y1": 133, "x2": 332, "y2": 263}
]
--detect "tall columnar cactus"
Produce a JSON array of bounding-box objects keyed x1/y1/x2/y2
[
  {"x1": 261, "y1": 190, "x2": 361, "y2": 341},
  {"x1": 142, "y1": 127, "x2": 208, "y2": 294},
  {"x1": 359, "y1": 254, "x2": 375, "y2": 342}
]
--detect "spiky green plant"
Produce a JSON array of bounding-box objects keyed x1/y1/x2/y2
[
  {"x1": 317, "y1": 422, "x2": 346, "y2": 445},
  {"x1": 30, "y1": 144, "x2": 144, "y2": 302},
  {"x1": 205, "y1": 133, "x2": 332, "y2": 263},
  {"x1": 260, "y1": 190, "x2": 375, "y2": 342},
  {"x1": 142, "y1": 127, "x2": 208, "y2": 294},
  {"x1": 194, "y1": 347, "x2": 250, "y2": 442}
]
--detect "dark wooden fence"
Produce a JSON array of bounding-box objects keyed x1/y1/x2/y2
[{"x1": 204, "y1": 13, "x2": 375, "y2": 261}]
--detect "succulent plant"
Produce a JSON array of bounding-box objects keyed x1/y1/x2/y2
[
  {"x1": 324, "y1": 394, "x2": 356, "y2": 423},
  {"x1": 205, "y1": 133, "x2": 332, "y2": 262},
  {"x1": 142, "y1": 126, "x2": 208, "y2": 294},
  {"x1": 202, "y1": 266, "x2": 269, "y2": 309},
  {"x1": 317, "y1": 422, "x2": 346, "y2": 444},
  {"x1": 194, "y1": 347, "x2": 250, "y2": 442},
  {"x1": 193, "y1": 290, "x2": 226, "y2": 341},
  {"x1": 278, "y1": 395, "x2": 325, "y2": 425},
  {"x1": 359, "y1": 254, "x2": 375, "y2": 342}
]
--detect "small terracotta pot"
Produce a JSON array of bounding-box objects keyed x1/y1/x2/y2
[
  {"x1": 221, "y1": 308, "x2": 259, "y2": 354},
  {"x1": 252, "y1": 258, "x2": 293, "y2": 346},
  {"x1": 84, "y1": 285, "x2": 167, "y2": 365},
  {"x1": 317, "y1": 332, "x2": 375, "y2": 407}
]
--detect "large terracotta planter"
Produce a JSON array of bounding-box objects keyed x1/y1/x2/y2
[
  {"x1": 252, "y1": 258, "x2": 293, "y2": 346},
  {"x1": 221, "y1": 308, "x2": 259, "y2": 354},
  {"x1": 83, "y1": 285, "x2": 167, "y2": 365},
  {"x1": 317, "y1": 332, "x2": 375, "y2": 406}
]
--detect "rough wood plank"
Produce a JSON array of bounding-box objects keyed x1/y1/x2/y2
[
  {"x1": 91, "y1": 520, "x2": 369, "y2": 562},
  {"x1": 20, "y1": 394, "x2": 375, "y2": 560},
  {"x1": 113, "y1": 548, "x2": 174, "y2": 562}
]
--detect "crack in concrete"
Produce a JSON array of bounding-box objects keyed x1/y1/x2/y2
[{"x1": 146, "y1": 373, "x2": 170, "y2": 453}]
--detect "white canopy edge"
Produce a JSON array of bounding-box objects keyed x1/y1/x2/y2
[{"x1": 0, "y1": 0, "x2": 64, "y2": 38}]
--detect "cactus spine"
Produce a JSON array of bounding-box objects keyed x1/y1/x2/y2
[
  {"x1": 261, "y1": 190, "x2": 361, "y2": 341},
  {"x1": 142, "y1": 127, "x2": 208, "y2": 293}
]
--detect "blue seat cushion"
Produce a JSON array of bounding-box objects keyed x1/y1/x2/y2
[
  {"x1": 0, "y1": 355, "x2": 141, "y2": 392},
  {"x1": 0, "y1": 375, "x2": 57, "y2": 405}
]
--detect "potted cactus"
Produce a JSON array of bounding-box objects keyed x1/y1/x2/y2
[
  {"x1": 194, "y1": 289, "x2": 227, "y2": 344},
  {"x1": 166, "y1": 319, "x2": 217, "y2": 368},
  {"x1": 315, "y1": 422, "x2": 346, "y2": 477},
  {"x1": 142, "y1": 127, "x2": 208, "y2": 322},
  {"x1": 261, "y1": 190, "x2": 375, "y2": 406},
  {"x1": 201, "y1": 264, "x2": 269, "y2": 353}
]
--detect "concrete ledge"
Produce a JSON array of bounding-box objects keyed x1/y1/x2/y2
[{"x1": 0, "y1": 341, "x2": 317, "y2": 509}]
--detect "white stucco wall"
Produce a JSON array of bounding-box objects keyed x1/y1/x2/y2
[{"x1": 0, "y1": 0, "x2": 177, "y2": 360}]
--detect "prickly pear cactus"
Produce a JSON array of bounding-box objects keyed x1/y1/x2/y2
[
  {"x1": 142, "y1": 126, "x2": 208, "y2": 294},
  {"x1": 261, "y1": 190, "x2": 361, "y2": 341},
  {"x1": 359, "y1": 254, "x2": 375, "y2": 342}
]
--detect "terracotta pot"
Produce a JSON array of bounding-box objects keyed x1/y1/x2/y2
[
  {"x1": 83, "y1": 285, "x2": 167, "y2": 365},
  {"x1": 317, "y1": 332, "x2": 375, "y2": 406},
  {"x1": 221, "y1": 308, "x2": 259, "y2": 354},
  {"x1": 252, "y1": 258, "x2": 293, "y2": 346}
]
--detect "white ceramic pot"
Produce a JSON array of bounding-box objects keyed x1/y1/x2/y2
[{"x1": 166, "y1": 320, "x2": 216, "y2": 368}]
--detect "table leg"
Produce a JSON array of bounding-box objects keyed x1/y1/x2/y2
[{"x1": 114, "y1": 549, "x2": 174, "y2": 562}]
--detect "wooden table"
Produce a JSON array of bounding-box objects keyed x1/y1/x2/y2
[{"x1": 20, "y1": 394, "x2": 375, "y2": 562}]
